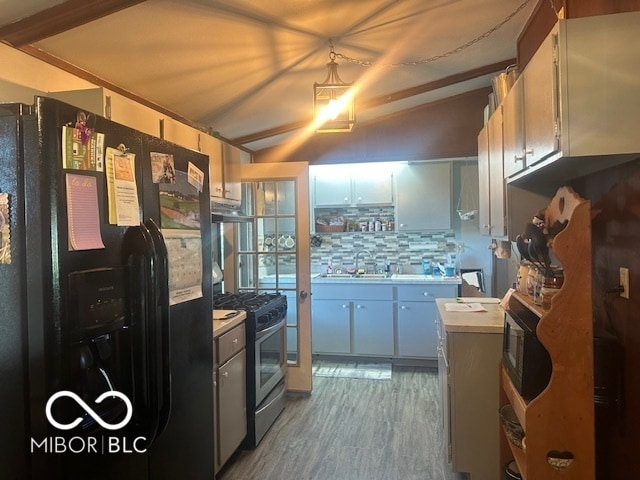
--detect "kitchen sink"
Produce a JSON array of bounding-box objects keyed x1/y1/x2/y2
[{"x1": 318, "y1": 273, "x2": 389, "y2": 279}]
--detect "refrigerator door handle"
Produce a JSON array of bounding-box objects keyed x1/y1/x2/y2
[
  {"x1": 144, "y1": 218, "x2": 172, "y2": 436},
  {"x1": 122, "y1": 223, "x2": 162, "y2": 446}
]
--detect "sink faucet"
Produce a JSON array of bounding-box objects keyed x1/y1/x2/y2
[{"x1": 354, "y1": 249, "x2": 373, "y2": 272}]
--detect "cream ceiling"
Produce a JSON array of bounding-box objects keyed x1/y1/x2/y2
[{"x1": 0, "y1": 0, "x2": 538, "y2": 151}]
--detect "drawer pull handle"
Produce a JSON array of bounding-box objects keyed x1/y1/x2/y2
[
  {"x1": 222, "y1": 371, "x2": 229, "y2": 378},
  {"x1": 422, "y1": 292, "x2": 430, "y2": 296},
  {"x1": 342, "y1": 304, "x2": 348, "y2": 308},
  {"x1": 232, "y1": 338, "x2": 238, "y2": 344},
  {"x1": 401, "y1": 305, "x2": 407, "y2": 310},
  {"x1": 356, "y1": 304, "x2": 363, "y2": 309}
]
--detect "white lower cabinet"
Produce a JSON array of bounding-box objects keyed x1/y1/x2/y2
[
  {"x1": 397, "y1": 284, "x2": 457, "y2": 358},
  {"x1": 397, "y1": 301, "x2": 438, "y2": 358},
  {"x1": 214, "y1": 323, "x2": 246, "y2": 474},
  {"x1": 353, "y1": 300, "x2": 394, "y2": 356},
  {"x1": 312, "y1": 299, "x2": 351, "y2": 354},
  {"x1": 311, "y1": 282, "x2": 458, "y2": 359}
]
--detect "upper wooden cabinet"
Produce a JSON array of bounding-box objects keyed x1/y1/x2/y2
[
  {"x1": 395, "y1": 162, "x2": 451, "y2": 232},
  {"x1": 207, "y1": 139, "x2": 247, "y2": 207},
  {"x1": 502, "y1": 78, "x2": 525, "y2": 178},
  {"x1": 503, "y1": 12, "x2": 640, "y2": 182},
  {"x1": 313, "y1": 175, "x2": 353, "y2": 206},
  {"x1": 477, "y1": 107, "x2": 505, "y2": 238},
  {"x1": 201, "y1": 133, "x2": 224, "y2": 199},
  {"x1": 220, "y1": 143, "x2": 244, "y2": 205}
]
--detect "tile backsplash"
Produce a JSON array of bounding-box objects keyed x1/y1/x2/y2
[
  {"x1": 311, "y1": 206, "x2": 458, "y2": 274},
  {"x1": 311, "y1": 230, "x2": 458, "y2": 274}
]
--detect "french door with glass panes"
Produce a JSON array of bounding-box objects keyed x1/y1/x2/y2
[{"x1": 229, "y1": 162, "x2": 311, "y2": 393}]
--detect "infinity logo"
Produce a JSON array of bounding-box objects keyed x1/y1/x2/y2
[{"x1": 46, "y1": 391, "x2": 133, "y2": 431}]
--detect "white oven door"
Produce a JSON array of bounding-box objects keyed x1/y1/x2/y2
[{"x1": 255, "y1": 319, "x2": 286, "y2": 406}]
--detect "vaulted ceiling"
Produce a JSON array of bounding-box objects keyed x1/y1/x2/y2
[{"x1": 0, "y1": 0, "x2": 538, "y2": 151}]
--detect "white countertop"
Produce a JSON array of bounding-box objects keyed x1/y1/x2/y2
[
  {"x1": 212, "y1": 309, "x2": 246, "y2": 338},
  {"x1": 312, "y1": 273, "x2": 462, "y2": 285},
  {"x1": 436, "y1": 298, "x2": 504, "y2": 334}
]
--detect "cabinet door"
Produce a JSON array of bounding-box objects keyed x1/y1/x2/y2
[
  {"x1": 217, "y1": 349, "x2": 247, "y2": 468},
  {"x1": 203, "y1": 135, "x2": 224, "y2": 200},
  {"x1": 314, "y1": 175, "x2": 351, "y2": 206},
  {"x1": 162, "y1": 116, "x2": 200, "y2": 151},
  {"x1": 222, "y1": 143, "x2": 242, "y2": 204},
  {"x1": 395, "y1": 163, "x2": 451, "y2": 231},
  {"x1": 502, "y1": 78, "x2": 526, "y2": 178},
  {"x1": 353, "y1": 174, "x2": 393, "y2": 205},
  {"x1": 311, "y1": 299, "x2": 351, "y2": 354},
  {"x1": 488, "y1": 106, "x2": 506, "y2": 237},
  {"x1": 523, "y1": 29, "x2": 559, "y2": 166},
  {"x1": 477, "y1": 126, "x2": 491, "y2": 236},
  {"x1": 353, "y1": 300, "x2": 394, "y2": 355},
  {"x1": 397, "y1": 301, "x2": 438, "y2": 358}
]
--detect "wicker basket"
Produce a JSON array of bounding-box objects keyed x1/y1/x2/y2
[{"x1": 316, "y1": 223, "x2": 345, "y2": 233}]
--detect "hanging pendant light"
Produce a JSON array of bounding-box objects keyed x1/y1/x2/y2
[{"x1": 313, "y1": 40, "x2": 355, "y2": 133}]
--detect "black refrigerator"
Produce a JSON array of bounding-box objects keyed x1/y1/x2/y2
[{"x1": 0, "y1": 97, "x2": 214, "y2": 479}]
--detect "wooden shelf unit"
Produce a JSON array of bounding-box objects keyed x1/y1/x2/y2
[{"x1": 499, "y1": 187, "x2": 595, "y2": 479}]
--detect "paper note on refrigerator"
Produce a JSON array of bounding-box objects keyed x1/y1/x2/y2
[
  {"x1": 65, "y1": 173, "x2": 105, "y2": 251},
  {"x1": 163, "y1": 229, "x2": 203, "y2": 305},
  {"x1": 61, "y1": 125, "x2": 105, "y2": 171},
  {"x1": 105, "y1": 147, "x2": 140, "y2": 226}
]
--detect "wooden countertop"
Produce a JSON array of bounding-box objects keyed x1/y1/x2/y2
[
  {"x1": 212, "y1": 309, "x2": 246, "y2": 338},
  {"x1": 436, "y1": 298, "x2": 505, "y2": 334}
]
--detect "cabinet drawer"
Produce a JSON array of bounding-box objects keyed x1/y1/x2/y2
[
  {"x1": 312, "y1": 283, "x2": 393, "y2": 300},
  {"x1": 217, "y1": 323, "x2": 245, "y2": 365},
  {"x1": 397, "y1": 284, "x2": 458, "y2": 301}
]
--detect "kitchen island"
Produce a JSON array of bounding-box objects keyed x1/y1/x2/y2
[{"x1": 436, "y1": 298, "x2": 504, "y2": 480}]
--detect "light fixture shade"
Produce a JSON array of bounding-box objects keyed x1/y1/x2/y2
[{"x1": 313, "y1": 59, "x2": 355, "y2": 133}]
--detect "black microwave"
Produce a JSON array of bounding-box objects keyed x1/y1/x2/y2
[{"x1": 503, "y1": 296, "x2": 552, "y2": 399}]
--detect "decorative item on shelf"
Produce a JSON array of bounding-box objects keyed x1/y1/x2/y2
[
  {"x1": 491, "y1": 63, "x2": 520, "y2": 104},
  {"x1": 310, "y1": 235, "x2": 322, "y2": 247},
  {"x1": 499, "y1": 404, "x2": 524, "y2": 450},
  {"x1": 541, "y1": 268, "x2": 564, "y2": 309},
  {"x1": 546, "y1": 451, "x2": 574, "y2": 471},
  {"x1": 315, "y1": 215, "x2": 345, "y2": 232},
  {"x1": 456, "y1": 162, "x2": 478, "y2": 221},
  {"x1": 313, "y1": 39, "x2": 355, "y2": 133}
]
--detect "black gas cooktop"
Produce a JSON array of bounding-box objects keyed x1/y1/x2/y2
[{"x1": 213, "y1": 292, "x2": 287, "y2": 331}]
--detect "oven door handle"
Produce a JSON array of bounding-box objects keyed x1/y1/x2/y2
[{"x1": 256, "y1": 319, "x2": 286, "y2": 340}]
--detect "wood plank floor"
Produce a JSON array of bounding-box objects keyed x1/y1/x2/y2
[{"x1": 217, "y1": 362, "x2": 469, "y2": 480}]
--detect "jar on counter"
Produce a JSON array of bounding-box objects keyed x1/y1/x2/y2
[
  {"x1": 541, "y1": 270, "x2": 564, "y2": 309},
  {"x1": 516, "y1": 262, "x2": 530, "y2": 294},
  {"x1": 533, "y1": 268, "x2": 544, "y2": 306},
  {"x1": 526, "y1": 265, "x2": 538, "y2": 296}
]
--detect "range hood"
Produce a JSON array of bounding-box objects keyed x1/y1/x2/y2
[{"x1": 210, "y1": 200, "x2": 253, "y2": 223}]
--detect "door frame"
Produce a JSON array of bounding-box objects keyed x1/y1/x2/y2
[{"x1": 226, "y1": 161, "x2": 312, "y2": 393}]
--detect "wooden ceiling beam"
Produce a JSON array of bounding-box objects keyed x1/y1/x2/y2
[
  {"x1": 230, "y1": 59, "x2": 514, "y2": 146},
  {"x1": 361, "y1": 59, "x2": 515, "y2": 109},
  {"x1": 0, "y1": 0, "x2": 146, "y2": 47}
]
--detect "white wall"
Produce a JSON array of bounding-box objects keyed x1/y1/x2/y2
[{"x1": 455, "y1": 162, "x2": 495, "y2": 296}]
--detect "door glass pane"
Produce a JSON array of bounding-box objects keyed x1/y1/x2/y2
[
  {"x1": 276, "y1": 181, "x2": 296, "y2": 216},
  {"x1": 237, "y1": 221, "x2": 255, "y2": 252},
  {"x1": 237, "y1": 179, "x2": 300, "y2": 364},
  {"x1": 237, "y1": 253, "x2": 256, "y2": 289}
]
